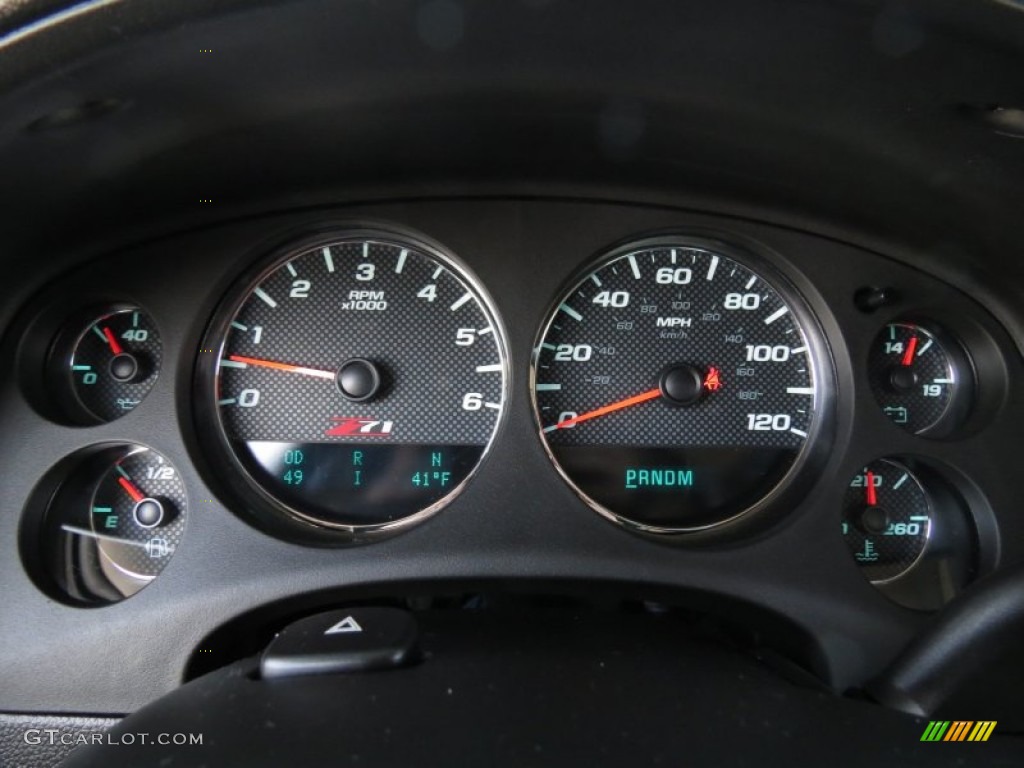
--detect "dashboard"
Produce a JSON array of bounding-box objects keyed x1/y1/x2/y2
[{"x1": 2, "y1": 0, "x2": 1024, "y2": 765}]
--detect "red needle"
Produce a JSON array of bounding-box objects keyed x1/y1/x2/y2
[
  {"x1": 548, "y1": 388, "x2": 662, "y2": 431},
  {"x1": 118, "y1": 475, "x2": 145, "y2": 503},
  {"x1": 227, "y1": 355, "x2": 335, "y2": 380},
  {"x1": 901, "y1": 336, "x2": 919, "y2": 366},
  {"x1": 865, "y1": 471, "x2": 878, "y2": 507},
  {"x1": 102, "y1": 327, "x2": 124, "y2": 355}
]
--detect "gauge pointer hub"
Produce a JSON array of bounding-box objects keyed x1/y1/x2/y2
[
  {"x1": 659, "y1": 363, "x2": 705, "y2": 406},
  {"x1": 109, "y1": 353, "x2": 139, "y2": 382},
  {"x1": 133, "y1": 498, "x2": 165, "y2": 528},
  {"x1": 888, "y1": 366, "x2": 918, "y2": 393},
  {"x1": 857, "y1": 506, "x2": 890, "y2": 535},
  {"x1": 337, "y1": 358, "x2": 382, "y2": 402}
]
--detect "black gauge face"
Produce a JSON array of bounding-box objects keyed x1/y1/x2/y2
[
  {"x1": 867, "y1": 322, "x2": 969, "y2": 436},
  {"x1": 532, "y1": 237, "x2": 827, "y2": 533},
  {"x1": 200, "y1": 229, "x2": 507, "y2": 535},
  {"x1": 57, "y1": 307, "x2": 161, "y2": 423},
  {"x1": 841, "y1": 459, "x2": 931, "y2": 583},
  {"x1": 35, "y1": 445, "x2": 186, "y2": 605}
]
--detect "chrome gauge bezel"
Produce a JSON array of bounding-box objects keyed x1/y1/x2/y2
[
  {"x1": 529, "y1": 232, "x2": 836, "y2": 536},
  {"x1": 193, "y1": 224, "x2": 510, "y2": 544},
  {"x1": 867, "y1": 317, "x2": 975, "y2": 439}
]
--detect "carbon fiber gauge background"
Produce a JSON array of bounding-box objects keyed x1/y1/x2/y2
[
  {"x1": 867, "y1": 322, "x2": 963, "y2": 436},
  {"x1": 205, "y1": 231, "x2": 507, "y2": 533},
  {"x1": 841, "y1": 459, "x2": 931, "y2": 583},
  {"x1": 533, "y1": 238, "x2": 824, "y2": 532}
]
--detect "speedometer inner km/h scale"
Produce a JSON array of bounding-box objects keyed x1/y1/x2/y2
[{"x1": 532, "y1": 236, "x2": 827, "y2": 533}]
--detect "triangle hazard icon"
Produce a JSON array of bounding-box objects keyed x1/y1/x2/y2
[{"x1": 324, "y1": 616, "x2": 363, "y2": 635}]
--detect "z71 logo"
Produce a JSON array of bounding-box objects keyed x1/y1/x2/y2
[{"x1": 325, "y1": 417, "x2": 394, "y2": 437}]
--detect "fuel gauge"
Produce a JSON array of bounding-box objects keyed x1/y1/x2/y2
[{"x1": 26, "y1": 444, "x2": 187, "y2": 605}]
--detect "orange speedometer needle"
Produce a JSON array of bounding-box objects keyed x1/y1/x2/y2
[
  {"x1": 227, "y1": 355, "x2": 336, "y2": 380},
  {"x1": 544, "y1": 388, "x2": 662, "y2": 432},
  {"x1": 118, "y1": 475, "x2": 145, "y2": 503}
]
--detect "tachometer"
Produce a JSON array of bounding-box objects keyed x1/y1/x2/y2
[
  {"x1": 531, "y1": 235, "x2": 830, "y2": 533},
  {"x1": 196, "y1": 228, "x2": 507, "y2": 540}
]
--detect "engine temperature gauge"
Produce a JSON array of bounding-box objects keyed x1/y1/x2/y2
[
  {"x1": 842, "y1": 459, "x2": 931, "y2": 583},
  {"x1": 867, "y1": 321, "x2": 971, "y2": 436}
]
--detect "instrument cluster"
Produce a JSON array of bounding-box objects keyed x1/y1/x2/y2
[{"x1": 5, "y1": 203, "x2": 1017, "y2": 616}]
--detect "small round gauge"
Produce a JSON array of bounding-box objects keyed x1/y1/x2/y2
[
  {"x1": 48, "y1": 306, "x2": 162, "y2": 424},
  {"x1": 196, "y1": 228, "x2": 507, "y2": 539},
  {"x1": 841, "y1": 459, "x2": 931, "y2": 583},
  {"x1": 867, "y1": 321, "x2": 971, "y2": 436},
  {"x1": 28, "y1": 444, "x2": 186, "y2": 605},
  {"x1": 531, "y1": 235, "x2": 831, "y2": 533}
]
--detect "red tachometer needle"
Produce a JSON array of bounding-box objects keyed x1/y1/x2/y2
[
  {"x1": 227, "y1": 355, "x2": 336, "y2": 380},
  {"x1": 901, "y1": 336, "x2": 919, "y2": 366},
  {"x1": 546, "y1": 388, "x2": 662, "y2": 431},
  {"x1": 102, "y1": 327, "x2": 124, "y2": 355},
  {"x1": 118, "y1": 475, "x2": 145, "y2": 504},
  {"x1": 865, "y1": 471, "x2": 878, "y2": 507}
]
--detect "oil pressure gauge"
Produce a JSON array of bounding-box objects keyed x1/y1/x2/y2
[
  {"x1": 46, "y1": 305, "x2": 162, "y2": 424},
  {"x1": 867, "y1": 321, "x2": 972, "y2": 437}
]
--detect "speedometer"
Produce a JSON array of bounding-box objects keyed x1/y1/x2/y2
[
  {"x1": 531, "y1": 235, "x2": 830, "y2": 534},
  {"x1": 196, "y1": 227, "x2": 507, "y2": 541}
]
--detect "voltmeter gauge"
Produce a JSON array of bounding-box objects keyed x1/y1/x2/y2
[
  {"x1": 867, "y1": 321, "x2": 972, "y2": 437},
  {"x1": 27, "y1": 444, "x2": 187, "y2": 605},
  {"x1": 841, "y1": 459, "x2": 931, "y2": 583},
  {"x1": 47, "y1": 305, "x2": 162, "y2": 424}
]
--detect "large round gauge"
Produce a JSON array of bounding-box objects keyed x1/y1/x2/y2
[
  {"x1": 197, "y1": 228, "x2": 507, "y2": 538},
  {"x1": 531, "y1": 235, "x2": 830, "y2": 533}
]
